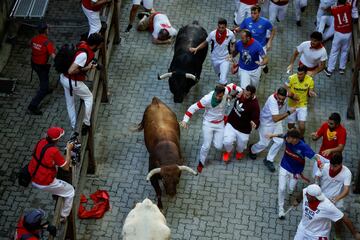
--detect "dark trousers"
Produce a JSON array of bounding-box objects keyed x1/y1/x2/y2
[{"x1": 29, "y1": 62, "x2": 51, "y2": 108}]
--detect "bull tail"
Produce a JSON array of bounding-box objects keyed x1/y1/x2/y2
[{"x1": 192, "y1": 20, "x2": 199, "y2": 25}]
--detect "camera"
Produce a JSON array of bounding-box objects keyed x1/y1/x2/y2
[
  {"x1": 92, "y1": 58, "x2": 103, "y2": 70},
  {"x1": 66, "y1": 132, "x2": 81, "y2": 165}
]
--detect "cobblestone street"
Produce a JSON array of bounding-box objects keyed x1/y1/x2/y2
[{"x1": 0, "y1": 0, "x2": 360, "y2": 239}]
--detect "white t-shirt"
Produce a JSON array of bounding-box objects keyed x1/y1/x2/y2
[
  {"x1": 152, "y1": 14, "x2": 177, "y2": 39},
  {"x1": 74, "y1": 52, "x2": 87, "y2": 67},
  {"x1": 297, "y1": 41, "x2": 328, "y2": 68},
  {"x1": 259, "y1": 94, "x2": 285, "y2": 126},
  {"x1": 297, "y1": 188, "x2": 344, "y2": 239},
  {"x1": 206, "y1": 29, "x2": 235, "y2": 61},
  {"x1": 317, "y1": 163, "x2": 352, "y2": 208}
]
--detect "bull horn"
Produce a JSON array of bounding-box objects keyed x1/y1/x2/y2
[
  {"x1": 158, "y1": 72, "x2": 173, "y2": 80},
  {"x1": 185, "y1": 73, "x2": 196, "y2": 80},
  {"x1": 146, "y1": 168, "x2": 161, "y2": 181},
  {"x1": 178, "y1": 166, "x2": 198, "y2": 176}
]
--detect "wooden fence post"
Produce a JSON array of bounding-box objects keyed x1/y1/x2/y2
[
  {"x1": 87, "y1": 123, "x2": 96, "y2": 174},
  {"x1": 113, "y1": 0, "x2": 121, "y2": 44},
  {"x1": 347, "y1": 44, "x2": 360, "y2": 119}
]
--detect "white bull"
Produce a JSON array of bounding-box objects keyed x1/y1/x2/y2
[{"x1": 122, "y1": 198, "x2": 171, "y2": 240}]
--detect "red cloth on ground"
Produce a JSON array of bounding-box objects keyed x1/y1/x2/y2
[{"x1": 78, "y1": 190, "x2": 110, "y2": 219}]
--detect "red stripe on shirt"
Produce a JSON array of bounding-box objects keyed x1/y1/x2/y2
[
  {"x1": 226, "y1": 86, "x2": 231, "y2": 92},
  {"x1": 185, "y1": 111, "x2": 193, "y2": 118},
  {"x1": 197, "y1": 101, "x2": 205, "y2": 109}
]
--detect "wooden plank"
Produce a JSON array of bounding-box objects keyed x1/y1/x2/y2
[
  {"x1": 353, "y1": 95, "x2": 360, "y2": 194},
  {"x1": 347, "y1": 43, "x2": 360, "y2": 119}
]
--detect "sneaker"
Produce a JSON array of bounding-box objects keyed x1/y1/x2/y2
[
  {"x1": 223, "y1": 151, "x2": 231, "y2": 163},
  {"x1": 263, "y1": 159, "x2": 276, "y2": 172},
  {"x1": 248, "y1": 144, "x2": 257, "y2": 160},
  {"x1": 339, "y1": 68, "x2": 345, "y2": 75},
  {"x1": 197, "y1": 162, "x2": 204, "y2": 173},
  {"x1": 324, "y1": 68, "x2": 332, "y2": 77},
  {"x1": 263, "y1": 65, "x2": 269, "y2": 74},
  {"x1": 296, "y1": 21, "x2": 302, "y2": 27},
  {"x1": 125, "y1": 24, "x2": 132, "y2": 32},
  {"x1": 278, "y1": 207, "x2": 285, "y2": 219},
  {"x1": 235, "y1": 152, "x2": 245, "y2": 160},
  {"x1": 28, "y1": 106, "x2": 43, "y2": 115},
  {"x1": 81, "y1": 124, "x2": 90, "y2": 136},
  {"x1": 300, "y1": 6, "x2": 306, "y2": 12}
]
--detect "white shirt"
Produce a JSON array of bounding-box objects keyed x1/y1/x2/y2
[
  {"x1": 259, "y1": 94, "x2": 285, "y2": 126},
  {"x1": 297, "y1": 41, "x2": 328, "y2": 68},
  {"x1": 317, "y1": 163, "x2": 352, "y2": 208},
  {"x1": 297, "y1": 187, "x2": 344, "y2": 238},
  {"x1": 152, "y1": 14, "x2": 177, "y2": 39},
  {"x1": 74, "y1": 52, "x2": 87, "y2": 67},
  {"x1": 183, "y1": 84, "x2": 242, "y2": 123},
  {"x1": 206, "y1": 29, "x2": 236, "y2": 61}
]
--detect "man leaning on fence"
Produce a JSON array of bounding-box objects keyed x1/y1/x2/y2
[
  {"x1": 28, "y1": 22, "x2": 56, "y2": 115},
  {"x1": 28, "y1": 127, "x2": 75, "y2": 223},
  {"x1": 60, "y1": 33, "x2": 104, "y2": 135}
]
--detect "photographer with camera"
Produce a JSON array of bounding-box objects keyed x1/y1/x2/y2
[
  {"x1": 15, "y1": 209, "x2": 57, "y2": 239},
  {"x1": 28, "y1": 127, "x2": 75, "y2": 223},
  {"x1": 60, "y1": 33, "x2": 104, "y2": 135}
]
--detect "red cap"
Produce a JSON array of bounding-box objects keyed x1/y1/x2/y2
[{"x1": 47, "y1": 127, "x2": 65, "y2": 141}]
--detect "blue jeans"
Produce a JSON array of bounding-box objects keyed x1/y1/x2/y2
[{"x1": 29, "y1": 62, "x2": 51, "y2": 108}]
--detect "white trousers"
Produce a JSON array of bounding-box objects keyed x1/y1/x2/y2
[
  {"x1": 317, "y1": 15, "x2": 334, "y2": 41},
  {"x1": 32, "y1": 178, "x2": 75, "y2": 217},
  {"x1": 234, "y1": 0, "x2": 240, "y2": 12},
  {"x1": 327, "y1": 31, "x2": 352, "y2": 72},
  {"x1": 82, "y1": 5, "x2": 101, "y2": 36},
  {"x1": 269, "y1": 2, "x2": 289, "y2": 24},
  {"x1": 223, "y1": 123, "x2": 250, "y2": 153},
  {"x1": 238, "y1": 67, "x2": 262, "y2": 89},
  {"x1": 200, "y1": 121, "x2": 225, "y2": 165},
  {"x1": 212, "y1": 59, "x2": 230, "y2": 85},
  {"x1": 294, "y1": 227, "x2": 324, "y2": 240},
  {"x1": 261, "y1": 0, "x2": 270, "y2": 18},
  {"x1": 278, "y1": 166, "x2": 298, "y2": 209},
  {"x1": 294, "y1": 0, "x2": 308, "y2": 21},
  {"x1": 235, "y1": 3, "x2": 253, "y2": 25},
  {"x1": 60, "y1": 74, "x2": 93, "y2": 129},
  {"x1": 251, "y1": 123, "x2": 284, "y2": 162}
]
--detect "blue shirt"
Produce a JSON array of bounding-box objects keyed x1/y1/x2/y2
[
  {"x1": 235, "y1": 39, "x2": 265, "y2": 71},
  {"x1": 240, "y1": 17, "x2": 273, "y2": 47},
  {"x1": 280, "y1": 139, "x2": 315, "y2": 174}
]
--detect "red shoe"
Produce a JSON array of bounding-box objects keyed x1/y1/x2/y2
[
  {"x1": 236, "y1": 152, "x2": 245, "y2": 160},
  {"x1": 223, "y1": 152, "x2": 231, "y2": 162},
  {"x1": 197, "y1": 162, "x2": 204, "y2": 173}
]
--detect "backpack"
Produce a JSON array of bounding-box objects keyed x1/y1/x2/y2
[
  {"x1": 53, "y1": 44, "x2": 88, "y2": 74},
  {"x1": 18, "y1": 142, "x2": 55, "y2": 187}
]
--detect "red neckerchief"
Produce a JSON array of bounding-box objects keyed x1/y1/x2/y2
[
  {"x1": 216, "y1": 29, "x2": 227, "y2": 45},
  {"x1": 273, "y1": 93, "x2": 284, "y2": 108},
  {"x1": 308, "y1": 199, "x2": 321, "y2": 211},
  {"x1": 310, "y1": 43, "x2": 324, "y2": 50},
  {"x1": 243, "y1": 38, "x2": 255, "y2": 48},
  {"x1": 329, "y1": 166, "x2": 342, "y2": 178}
]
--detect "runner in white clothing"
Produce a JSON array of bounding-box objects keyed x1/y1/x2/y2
[
  {"x1": 249, "y1": 87, "x2": 295, "y2": 172},
  {"x1": 180, "y1": 83, "x2": 243, "y2": 173},
  {"x1": 137, "y1": 12, "x2": 177, "y2": 44},
  {"x1": 315, "y1": 153, "x2": 352, "y2": 239},
  {"x1": 287, "y1": 31, "x2": 328, "y2": 77},
  {"x1": 293, "y1": 184, "x2": 360, "y2": 240},
  {"x1": 190, "y1": 18, "x2": 236, "y2": 84}
]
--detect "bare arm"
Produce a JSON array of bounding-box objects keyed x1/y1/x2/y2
[
  {"x1": 333, "y1": 185, "x2": 350, "y2": 203},
  {"x1": 272, "y1": 108, "x2": 295, "y2": 122},
  {"x1": 189, "y1": 40, "x2": 208, "y2": 54},
  {"x1": 266, "y1": 28, "x2": 276, "y2": 51},
  {"x1": 287, "y1": 49, "x2": 299, "y2": 73},
  {"x1": 339, "y1": 214, "x2": 360, "y2": 238},
  {"x1": 321, "y1": 144, "x2": 345, "y2": 157},
  {"x1": 68, "y1": 62, "x2": 94, "y2": 75},
  {"x1": 91, "y1": 0, "x2": 111, "y2": 7},
  {"x1": 61, "y1": 143, "x2": 74, "y2": 171}
]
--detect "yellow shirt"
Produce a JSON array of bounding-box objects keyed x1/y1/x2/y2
[{"x1": 287, "y1": 74, "x2": 314, "y2": 108}]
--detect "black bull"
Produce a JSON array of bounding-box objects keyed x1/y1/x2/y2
[{"x1": 158, "y1": 22, "x2": 208, "y2": 103}]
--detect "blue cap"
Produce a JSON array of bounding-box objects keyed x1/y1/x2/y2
[{"x1": 23, "y1": 209, "x2": 45, "y2": 230}]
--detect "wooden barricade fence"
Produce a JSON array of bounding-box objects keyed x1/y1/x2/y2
[
  {"x1": 49, "y1": 0, "x2": 121, "y2": 239},
  {"x1": 347, "y1": 8, "x2": 360, "y2": 193}
]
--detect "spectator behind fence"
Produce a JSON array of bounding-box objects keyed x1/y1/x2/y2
[
  {"x1": 59, "y1": 33, "x2": 104, "y2": 135},
  {"x1": 15, "y1": 208, "x2": 57, "y2": 239},
  {"x1": 81, "y1": 0, "x2": 112, "y2": 36},
  {"x1": 28, "y1": 22, "x2": 56, "y2": 115},
  {"x1": 28, "y1": 127, "x2": 75, "y2": 223}
]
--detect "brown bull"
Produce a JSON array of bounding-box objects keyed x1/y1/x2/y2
[{"x1": 137, "y1": 97, "x2": 197, "y2": 209}]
